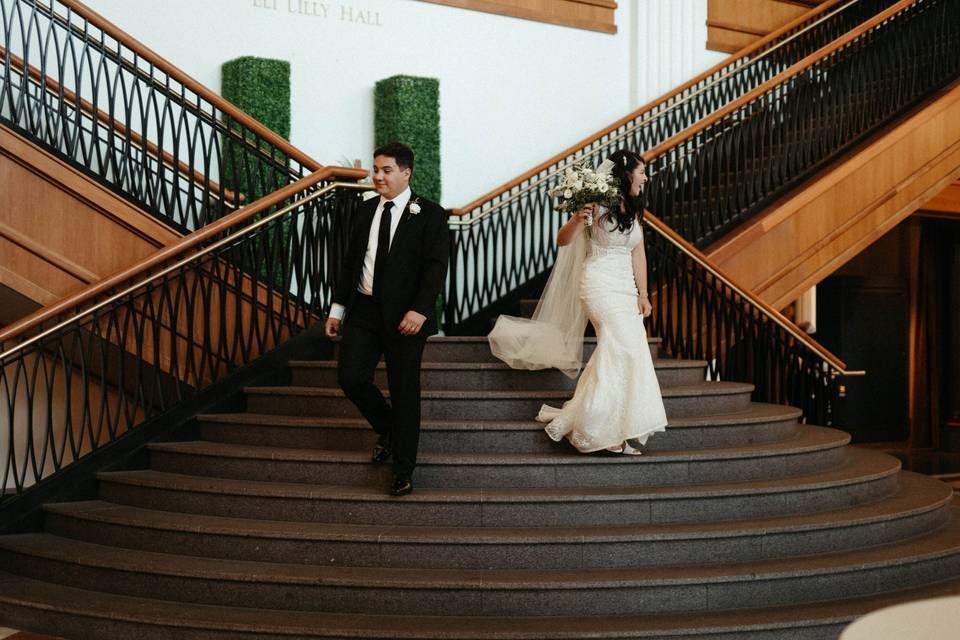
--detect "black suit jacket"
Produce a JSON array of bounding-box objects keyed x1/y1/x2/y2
[{"x1": 332, "y1": 192, "x2": 450, "y2": 337}]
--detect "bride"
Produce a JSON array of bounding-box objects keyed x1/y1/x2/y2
[{"x1": 488, "y1": 149, "x2": 667, "y2": 454}]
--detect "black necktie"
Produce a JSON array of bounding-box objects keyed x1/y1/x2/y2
[{"x1": 372, "y1": 201, "x2": 394, "y2": 298}]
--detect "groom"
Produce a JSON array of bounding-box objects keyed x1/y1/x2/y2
[{"x1": 325, "y1": 142, "x2": 450, "y2": 497}]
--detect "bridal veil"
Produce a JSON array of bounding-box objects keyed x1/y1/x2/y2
[{"x1": 488, "y1": 227, "x2": 589, "y2": 378}]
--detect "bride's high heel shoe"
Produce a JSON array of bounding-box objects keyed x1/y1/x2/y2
[{"x1": 606, "y1": 442, "x2": 643, "y2": 455}]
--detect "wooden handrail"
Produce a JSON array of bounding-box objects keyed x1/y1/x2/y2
[
  {"x1": 0, "y1": 45, "x2": 244, "y2": 205},
  {"x1": 643, "y1": 211, "x2": 854, "y2": 373},
  {"x1": 640, "y1": 0, "x2": 916, "y2": 164},
  {"x1": 0, "y1": 165, "x2": 367, "y2": 345},
  {"x1": 450, "y1": 0, "x2": 850, "y2": 216},
  {"x1": 56, "y1": 0, "x2": 321, "y2": 173}
]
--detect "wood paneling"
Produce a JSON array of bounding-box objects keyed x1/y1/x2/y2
[
  {"x1": 416, "y1": 0, "x2": 617, "y2": 33},
  {"x1": 920, "y1": 180, "x2": 960, "y2": 216},
  {"x1": 707, "y1": 0, "x2": 826, "y2": 52},
  {"x1": 0, "y1": 125, "x2": 180, "y2": 308},
  {"x1": 704, "y1": 80, "x2": 960, "y2": 312}
]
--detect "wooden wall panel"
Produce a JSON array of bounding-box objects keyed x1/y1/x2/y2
[
  {"x1": 0, "y1": 125, "x2": 180, "y2": 308},
  {"x1": 416, "y1": 0, "x2": 618, "y2": 33},
  {"x1": 707, "y1": 0, "x2": 824, "y2": 52},
  {"x1": 920, "y1": 180, "x2": 960, "y2": 216},
  {"x1": 704, "y1": 81, "x2": 960, "y2": 311}
]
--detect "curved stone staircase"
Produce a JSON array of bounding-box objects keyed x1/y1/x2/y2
[{"x1": 0, "y1": 336, "x2": 958, "y2": 639}]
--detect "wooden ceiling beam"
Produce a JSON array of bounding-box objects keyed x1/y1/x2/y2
[{"x1": 415, "y1": 0, "x2": 617, "y2": 34}]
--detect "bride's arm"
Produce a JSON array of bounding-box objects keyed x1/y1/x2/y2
[
  {"x1": 631, "y1": 229, "x2": 652, "y2": 316},
  {"x1": 557, "y1": 204, "x2": 593, "y2": 246}
]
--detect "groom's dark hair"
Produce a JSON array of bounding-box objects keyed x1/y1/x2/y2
[{"x1": 374, "y1": 141, "x2": 415, "y2": 172}]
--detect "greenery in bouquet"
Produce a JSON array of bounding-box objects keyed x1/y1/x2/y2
[
  {"x1": 548, "y1": 163, "x2": 620, "y2": 213},
  {"x1": 548, "y1": 161, "x2": 621, "y2": 238}
]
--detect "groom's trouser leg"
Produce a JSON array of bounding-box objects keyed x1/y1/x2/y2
[
  {"x1": 383, "y1": 334, "x2": 428, "y2": 478},
  {"x1": 337, "y1": 296, "x2": 392, "y2": 439}
]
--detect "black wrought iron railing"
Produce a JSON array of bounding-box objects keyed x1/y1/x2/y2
[
  {"x1": 643, "y1": 213, "x2": 860, "y2": 426},
  {"x1": 0, "y1": 0, "x2": 319, "y2": 233},
  {"x1": 0, "y1": 168, "x2": 368, "y2": 501},
  {"x1": 644, "y1": 0, "x2": 960, "y2": 247},
  {"x1": 445, "y1": 0, "x2": 898, "y2": 326}
]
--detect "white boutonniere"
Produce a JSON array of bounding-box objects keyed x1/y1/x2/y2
[
  {"x1": 409, "y1": 198, "x2": 422, "y2": 215},
  {"x1": 361, "y1": 188, "x2": 378, "y2": 201}
]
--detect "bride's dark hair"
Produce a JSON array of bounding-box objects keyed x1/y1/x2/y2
[{"x1": 601, "y1": 149, "x2": 645, "y2": 232}]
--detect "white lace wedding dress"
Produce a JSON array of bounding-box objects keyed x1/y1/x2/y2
[{"x1": 536, "y1": 217, "x2": 668, "y2": 452}]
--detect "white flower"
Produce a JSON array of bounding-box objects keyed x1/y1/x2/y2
[
  {"x1": 598, "y1": 182, "x2": 609, "y2": 193},
  {"x1": 410, "y1": 200, "x2": 421, "y2": 215},
  {"x1": 574, "y1": 180, "x2": 583, "y2": 190},
  {"x1": 362, "y1": 189, "x2": 378, "y2": 201},
  {"x1": 563, "y1": 189, "x2": 573, "y2": 199},
  {"x1": 585, "y1": 213, "x2": 593, "y2": 226}
]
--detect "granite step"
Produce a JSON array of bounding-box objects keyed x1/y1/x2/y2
[
  {"x1": 332, "y1": 335, "x2": 658, "y2": 363},
  {"x1": 96, "y1": 448, "x2": 901, "y2": 527},
  {"x1": 243, "y1": 382, "x2": 755, "y2": 421},
  {"x1": 288, "y1": 358, "x2": 707, "y2": 391},
  {"x1": 196, "y1": 403, "x2": 805, "y2": 453},
  {"x1": 43, "y1": 472, "x2": 953, "y2": 570},
  {"x1": 3, "y1": 513, "x2": 960, "y2": 616},
  {"x1": 4, "y1": 568, "x2": 960, "y2": 639},
  {"x1": 146, "y1": 426, "x2": 851, "y2": 489}
]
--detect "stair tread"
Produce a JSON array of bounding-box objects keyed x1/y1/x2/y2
[
  {"x1": 97, "y1": 448, "x2": 899, "y2": 502},
  {"x1": 288, "y1": 359, "x2": 708, "y2": 370},
  {"x1": 4, "y1": 511, "x2": 960, "y2": 586},
  {"x1": 44, "y1": 473, "x2": 954, "y2": 544},
  {"x1": 242, "y1": 381, "x2": 755, "y2": 398},
  {"x1": 148, "y1": 425, "x2": 850, "y2": 464},
  {"x1": 4, "y1": 568, "x2": 959, "y2": 638},
  {"x1": 331, "y1": 335, "x2": 663, "y2": 345},
  {"x1": 196, "y1": 402, "x2": 803, "y2": 430}
]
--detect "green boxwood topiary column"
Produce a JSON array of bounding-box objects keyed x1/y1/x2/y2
[
  {"x1": 221, "y1": 56, "x2": 291, "y2": 286},
  {"x1": 374, "y1": 75, "x2": 444, "y2": 331},
  {"x1": 221, "y1": 56, "x2": 291, "y2": 204},
  {"x1": 374, "y1": 75, "x2": 441, "y2": 202}
]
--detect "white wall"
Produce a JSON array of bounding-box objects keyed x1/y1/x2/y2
[{"x1": 82, "y1": 0, "x2": 725, "y2": 207}]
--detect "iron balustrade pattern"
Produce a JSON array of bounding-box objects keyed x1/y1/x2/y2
[
  {"x1": 644, "y1": 0, "x2": 960, "y2": 248},
  {"x1": 445, "y1": 0, "x2": 897, "y2": 327},
  {"x1": 0, "y1": 0, "x2": 308, "y2": 233},
  {"x1": 644, "y1": 216, "x2": 842, "y2": 426},
  {"x1": 0, "y1": 177, "x2": 367, "y2": 501}
]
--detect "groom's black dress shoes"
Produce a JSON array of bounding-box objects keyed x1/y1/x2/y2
[
  {"x1": 390, "y1": 475, "x2": 413, "y2": 497},
  {"x1": 372, "y1": 437, "x2": 392, "y2": 463}
]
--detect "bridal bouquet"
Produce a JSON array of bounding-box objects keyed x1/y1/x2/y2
[{"x1": 548, "y1": 160, "x2": 621, "y2": 238}]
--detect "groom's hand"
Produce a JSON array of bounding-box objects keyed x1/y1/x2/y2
[
  {"x1": 325, "y1": 317, "x2": 341, "y2": 337},
  {"x1": 398, "y1": 310, "x2": 427, "y2": 336}
]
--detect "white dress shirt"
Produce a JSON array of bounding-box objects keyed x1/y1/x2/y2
[{"x1": 329, "y1": 187, "x2": 412, "y2": 320}]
